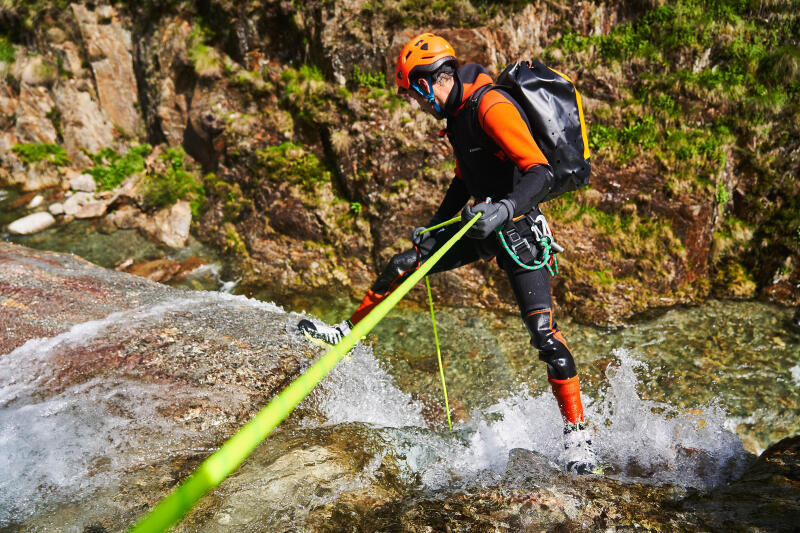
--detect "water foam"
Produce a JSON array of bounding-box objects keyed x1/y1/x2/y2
[
  {"x1": 305, "y1": 342, "x2": 427, "y2": 428},
  {"x1": 791, "y1": 364, "x2": 800, "y2": 385},
  {"x1": 306, "y1": 345, "x2": 749, "y2": 490}
]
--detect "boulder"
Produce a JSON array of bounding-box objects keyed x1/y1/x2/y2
[
  {"x1": 123, "y1": 257, "x2": 182, "y2": 283},
  {"x1": 4, "y1": 165, "x2": 62, "y2": 191},
  {"x1": 139, "y1": 201, "x2": 192, "y2": 248},
  {"x1": 62, "y1": 191, "x2": 108, "y2": 218},
  {"x1": 7, "y1": 211, "x2": 56, "y2": 235},
  {"x1": 48, "y1": 202, "x2": 64, "y2": 216},
  {"x1": 68, "y1": 173, "x2": 96, "y2": 192},
  {"x1": 104, "y1": 204, "x2": 144, "y2": 230},
  {"x1": 26, "y1": 194, "x2": 44, "y2": 208}
]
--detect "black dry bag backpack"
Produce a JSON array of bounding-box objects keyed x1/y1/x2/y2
[{"x1": 492, "y1": 60, "x2": 591, "y2": 201}]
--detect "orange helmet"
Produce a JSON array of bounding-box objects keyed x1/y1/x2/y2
[{"x1": 395, "y1": 33, "x2": 457, "y2": 92}]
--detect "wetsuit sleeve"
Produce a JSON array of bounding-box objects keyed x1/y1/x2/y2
[
  {"x1": 428, "y1": 174, "x2": 470, "y2": 226},
  {"x1": 478, "y1": 92, "x2": 554, "y2": 214}
]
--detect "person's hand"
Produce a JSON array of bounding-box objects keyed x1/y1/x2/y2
[
  {"x1": 411, "y1": 226, "x2": 432, "y2": 247},
  {"x1": 461, "y1": 199, "x2": 515, "y2": 239}
]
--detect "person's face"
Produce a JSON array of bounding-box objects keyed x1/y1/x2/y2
[{"x1": 401, "y1": 78, "x2": 443, "y2": 119}]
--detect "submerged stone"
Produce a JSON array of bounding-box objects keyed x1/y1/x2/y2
[{"x1": 7, "y1": 211, "x2": 56, "y2": 234}]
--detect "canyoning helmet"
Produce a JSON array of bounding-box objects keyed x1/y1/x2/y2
[{"x1": 395, "y1": 33, "x2": 457, "y2": 113}]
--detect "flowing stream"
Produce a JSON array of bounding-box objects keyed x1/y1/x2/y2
[
  {"x1": 1, "y1": 199, "x2": 799, "y2": 529},
  {"x1": 1, "y1": 284, "x2": 797, "y2": 529}
]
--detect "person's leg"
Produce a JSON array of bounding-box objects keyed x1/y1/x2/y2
[
  {"x1": 502, "y1": 265, "x2": 585, "y2": 424},
  {"x1": 349, "y1": 224, "x2": 482, "y2": 325},
  {"x1": 300, "y1": 224, "x2": 481, "y2": 345},
  {"x1": 499, "y1": 254, "x2": 598, "y2": 474}
]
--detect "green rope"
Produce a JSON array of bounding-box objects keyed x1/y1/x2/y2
[
  {"x1": 127, "y1": 213, "x2": 483, "y2": 533},
  {"x1": 425, "y1": 275, "x2": 452, "y2": 430},
  {"x1": 495, "y1": 228, "x2": 559, "y2": 276},
  {"x1": 418, "y1": 215, "x2": 462, "y2": 235}
]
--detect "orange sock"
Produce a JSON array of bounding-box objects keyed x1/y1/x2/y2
[
  {"x1": 548, "y1": 375, "x2": 585, "y2": 425},
  {"x1": 349, "y1": 289, "x2": 387, "y2": 325}
]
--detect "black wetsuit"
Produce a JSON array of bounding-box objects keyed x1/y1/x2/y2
[{"x1": 358, "y1": 63, "x2": 577, "y2": 381}]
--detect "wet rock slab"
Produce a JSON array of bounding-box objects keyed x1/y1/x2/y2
[
  {"x1": 0, "y1": 242, "x2": 317, "y2": 529},
  {"x1": 306, "y1": 441, "x2": 800, "y2": 532}
]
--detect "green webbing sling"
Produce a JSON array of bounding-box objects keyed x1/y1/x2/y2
[{"x1": 128, "y1": 213, "x2": 482, "y2": 533}]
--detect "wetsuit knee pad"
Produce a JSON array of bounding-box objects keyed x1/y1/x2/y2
[
  {"x1": 371, "y1": 248, "x2": 420, "y2": 295},
  {"x1": 524, "y1": 309, "x2": 577, "y2": 380}
]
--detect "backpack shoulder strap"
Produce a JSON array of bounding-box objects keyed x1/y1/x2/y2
[{"x1": 466, "y1": 84, "x2": 497, "y2": 148}]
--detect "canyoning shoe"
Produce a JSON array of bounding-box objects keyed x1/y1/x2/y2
[
  {"x1": 297, "y1": 319, "x2": 352, "y2": 347},
  {"x1": 563, "y1": 422, "x2": 603, "y2": 476}
]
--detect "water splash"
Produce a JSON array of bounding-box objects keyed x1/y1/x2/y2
[
  {"x1": 590, "y1": 349, "x2": 749, "y2": 488},
  {"x1": 303, "y1": 337, "x2": 427, "y2": 428},
  {"x1": 0, "y1": 377, "x2": 243, "y2": 528},
  {"x1": 306, "y1": 346, "x2": 749, "y2": 490},
  {"x1": 791, "y1": 364, "x2": 800, "y2": 385}
]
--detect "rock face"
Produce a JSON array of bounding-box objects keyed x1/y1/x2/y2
[
  {"x1": 71, "y1": 3, "x2": 141, "y2": 136},
  {"x1": 0, "y1": 0, "x2": 796, "y2": 325}
]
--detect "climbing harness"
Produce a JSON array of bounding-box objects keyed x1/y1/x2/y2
[
  {"x1": 496, "y1": 213, "x2": 561, "y2": 276},
  {"x1": 426, "y1": 275, "x2": 452, "y2": 430}
]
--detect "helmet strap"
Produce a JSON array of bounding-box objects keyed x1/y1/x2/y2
[{"x1": 412, "y1": 75, "x2": 442, "y2": 114}]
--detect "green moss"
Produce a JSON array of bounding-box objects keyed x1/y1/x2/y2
[
  {"x1": 11, "y1": 143, "x2": 68, "y2": 166},
  {"x1": 0, "y1": 35, "x2": 15, "y2": 64},
  {"x1": 141, "y1": 147, "x2": 205, "y2": 216},
  {"x1": 223, "y1": 222, "x2": 249, "y2": 257},
  {"x1": 255, "y1": 141, "x2": 331, "y2": 190},
  {"x1": 188, "y1": 22, "x2": 221, "y2": 77},
  {"x1": 715, "y1": 182, "x2": 730, "y2": 205},
  {"x1": 205, "y1": 173, "x2": 252, "y2": 222},
  {"x1": 87, "y1": 144, "x2": 151, "y2": 191}
]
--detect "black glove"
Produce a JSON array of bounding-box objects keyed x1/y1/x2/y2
[
  {"x1": 411, "y1": 226, "x2": 433, "y2": 247},
  {"x1": 461, "y1": 199, "x2": 515, "y2": 239}
]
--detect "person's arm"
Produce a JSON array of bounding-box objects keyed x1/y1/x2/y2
[
  {"x1": 428, "y1": 168, "x2": 470, "y2": 225},
  {"x1": 478, "y1": 91, "x2": 555, "y2": 215}
]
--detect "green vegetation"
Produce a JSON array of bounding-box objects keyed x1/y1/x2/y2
[
  {"x1": 351, "y1": 65, "x2": 385, "y2": 89},
  {"x1": 188, "y1": 21, "x2": 221, "y2": 77},
  {"x1": 715, "y1": 182, "x2": 730, "y2": 205},
  {"x1": 142, "y1": 147, "x2": 206, "y2": 217},
  {"x1": 205, "y1": 174, "x2": 252, "y2": 222},
  {"x1": 87, "y1": 144, "x2": 151, "y2": 191},
  {"x1": 256, "y1": 141, "x2": 331, "y2": 190},
  {"x1": 46, "y1": 108, "x2": 63, "y2": 141},
  {"x1": 12, "y1": 143, "x2": 68, "y2": 166},
  {"x1": 0, "y1": 35, "x2": 15, "y2": 64}
]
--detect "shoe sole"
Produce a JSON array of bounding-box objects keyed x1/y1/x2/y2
[{"x1": 298, "y1": 319, "x2": 337, "y2": 348}]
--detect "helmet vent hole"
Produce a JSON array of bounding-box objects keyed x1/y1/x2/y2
[
  {"x1": 415, "y1": 40, "x2": 424, "y2": 46},
  {"x1": 405, "y1": 51, "x2": 413, "y2": 60},
  {"x1": 422, "y1": 55, "x2": 433, "y2": 59},
  {"x1": 421, "y1": 43, "x2": 429, "y2": 50}
]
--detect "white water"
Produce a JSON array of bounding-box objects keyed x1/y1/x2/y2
[
  {"x1": 791, "y1": 364, "x2": 800, "y2": 385},
  {"x1": 0, "y1": 292, "x2": 281, "y2": 527},
  {"x1": 310, "y1": 345, "x2": 748, "y2": 491}
]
